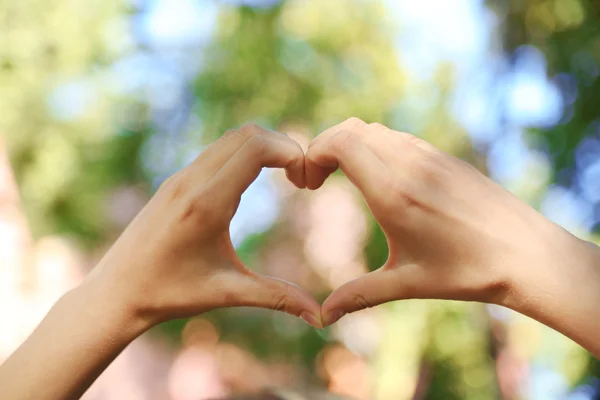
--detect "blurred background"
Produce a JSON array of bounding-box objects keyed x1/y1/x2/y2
[{"x1": 2, "y1": 0, "x2": 600, "y2": 399}]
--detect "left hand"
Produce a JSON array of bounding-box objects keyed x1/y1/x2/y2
[{"x1": 87, "y1": 124, "x2": 322, "y2": 329}]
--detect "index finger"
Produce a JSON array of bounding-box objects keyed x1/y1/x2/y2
[
  {"x1": 190, "y1": 124, "x2": 306, "y2": 187},
  {"x1": 209, "y1": 131, "x2": 306, "y2": 204},
  {"x1": 305, "y1": 118, "x2": 391, "y2": 199}
]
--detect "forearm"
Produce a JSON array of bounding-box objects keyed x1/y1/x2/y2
[
  {"x1": 0, "y1": 277, "x2": 149, "y2": 400},
  {"x1": 503, "y1": 229, "x2": 600, "y2": 357}
]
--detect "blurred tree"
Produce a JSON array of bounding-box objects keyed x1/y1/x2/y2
[
  {"x1": 0, "y1": 0, "x2": 150, "y2": 245},
  {"x1": 194, "y1": 0, "x2": 405, "y2": 139},
  {"x1": 494, "y1": 0, "x2": 600, "y2": 186}
]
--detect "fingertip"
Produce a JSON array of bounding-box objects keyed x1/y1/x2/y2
[
  {"x1": 304, "y1": 157, "x2": 335, "y2": 190},
  {"x1": 305, "y1": 177, "x2": 325, "y2": 190},
  {"x1": 320, "y1": 269, "x2": 398, "y2": 326},
  {"x1": 300, "y1": 311, "x2": 323, "y2": 329},
  {"x1": 320, "y1": 292, "x2": 350, "y2": 327},
  {"x1": 260, "y1": 275, "x2": 322, "y2": 324},
  {"x1": 273, "y1": 137, "x2": 305, "y2": 188},
  {"x1": 285, "y1": 158, "x2": 307, "y2": 189},
  {"x1": 322, "y1": 309, "x2": 346, "y2": 327},
  {"x1": 295, "y1": 179, "x2": 307, "y2": 189}
]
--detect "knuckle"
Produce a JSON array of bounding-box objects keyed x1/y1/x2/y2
[
  {"x1": 351, "y1": 292, "x2": 372, "y2": 310},
  {"x1": 385, "y1": 180, "x2": 419, "y2": 215},
  {"x1": 285, "y1": 135, "x2": 302, "y2": 151},
  {"x1": 180, "y1": 197, "x2": 209, "y2": 222},
  {"x1": 383, "y1": 157, "x2": 444, "y2": 214},
  {"x1": 282, "y1": 149, "x2": 298, "y2": 167},
  {"x1": 376, "y1": 175, "x2": 402, "y2": 207},
  {"x1": 159, "y1": 171, "x2": 186, "y2": 199},
  {"x1": 369, "y1": 122, "x2": 388, "y2": 132},
  {"x1": 221, "y1": 129, "x2": 238, "y2": 139},
  {"x1": 331, "y1": 129, "x2": 360, "y2": 154},
  {"x1": 412, "y1": 155, "x2": 433, "y2": 178},
  {"x1": 246, "y1": 134, "x2": 268, "y2": 154},
  {"x1": 397, "y1": 131, "x2": 419, "y2": 143},
  {"x1": 461, "y1": 158, "x2": 483, "y2": 176},
  {"x1": 307, "y1": 134, "x2": 325, "y2": 153},
  {"x1": 399, "y1": 132, "x2": 433, "y2": 151},
  {"x1": 180, "y1": 191, "x2": 228, "y2": 227},
  {"x1": 239, "y1": 123, "x2": 262, "y2": 137},
  {"x1": 158, "y1": 174, "x2": 176, "y2": 192},
  {"x1": 412, "y1": 154, "x2": 443, "y2": 185},
  {"x1": 271, "y1": 293, "x2": 288, "y2": 312},
  {"x1": 342, "y1": 117, "x2": 366, "y2": 128},
  {"x1": 378, "y1": 188, "x2": 403, "y2": 215}
]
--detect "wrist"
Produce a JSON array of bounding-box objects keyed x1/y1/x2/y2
[
  {"x1": 499, "y1": 226, "x2": 600, "y2": 353},
  {"x1": 507, "y1": 229, "x2": 588, "y2": 306},
  {"x1": 70, "y1": 272, "x2": 153, "y2": 341}
]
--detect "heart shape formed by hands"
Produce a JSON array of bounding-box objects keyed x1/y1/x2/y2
[
  {"x1": 97, "y1": 117, "x2": 544, "y2": 331},
  {"x1": 3, "y1": 119, "x2": 596, "y2": 400}
]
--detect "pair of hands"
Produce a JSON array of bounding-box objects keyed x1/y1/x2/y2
[
  {"x1": 5, "y1": 118, "x2": 599, "y2": 400},
  {"x1": 89, "y1": 117, "x2": 579, "y2": 330}
]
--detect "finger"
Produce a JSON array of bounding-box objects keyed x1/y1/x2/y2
[
  {"x1": 310, "y1": 117, "x2": 369, "y2": 147},
  {"x1": 368, "y1": 123, "x2": 440, "y2": 154},
  {"x1": 265, "y1": 133, "x2": 306, "y2": 188},
  {"x1": 320, "y1": 266, "x2": 419, "y2": 327},
  {"x1": 305, "y1": 118, "x2": 369, "y2": 189},
  {"x1": 187, "y1": 129, "x2": 237, "y2": 169},
  {"x1": 305, "y1": 125, "x2": 392, "y2": 199},
  {"x1": 363, "y1": 123, "x2": 444, "y2": 171},
  {"x1": 359, "y1": 123, "x2": 451, "y2": 207},
  {"x1": 305, "y1": 118, "x2": 367, "y2": 187},
  {"x1": 193, "y1": 124, "x2": 305, "y2": 185},
  {"x1": 209, "y1": 134, "x2": 305, "y2": 204},
  {"x1": 227, "y1": 272, "x2": 323, "y2": 328},
  {"x1": 195, "y1": 125, "x2": 256, "y2": 170}
]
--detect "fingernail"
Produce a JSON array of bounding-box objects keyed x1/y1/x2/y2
[
  {"x1": 324, "y1": 309, "x2": 346, "y2": 327},
  {"x1": 300, "y1": 312, "x2": 322, "y2": 329}
]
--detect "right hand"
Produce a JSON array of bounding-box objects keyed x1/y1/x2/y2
[{"x1": 306, "y1": 118, "x2": 584, "y2": 327}]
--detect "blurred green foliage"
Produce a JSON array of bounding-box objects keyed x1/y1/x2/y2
[
  {"x1": 195, "y1": 1, "x2": 405, "y2": 139},
  {"x1": 494, "y1": 0, "x2": 600, "y2": 192},
  {"x1": 0, "y1": 0, "x2": 152, "y2": 244}
]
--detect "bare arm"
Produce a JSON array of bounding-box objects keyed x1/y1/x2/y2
[
  {"x1": 307, "y1": 118, "x2": 600, "y2": 357},
  {"x1": 0, "y1": 125, "x2": 322, "y2": 400},
  {"x1": 0, "y1": 279, "x2": 147, "y2": 399}
]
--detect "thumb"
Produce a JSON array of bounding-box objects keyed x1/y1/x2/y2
[
  {"x1": 321, "y1": 267, "x2": 414, "y2": 327},
  {"x1": 229, "y1": 272, "x2": 323, "y2": 329}
]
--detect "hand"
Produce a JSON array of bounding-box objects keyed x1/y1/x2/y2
[
  {"x1": 87, "y1": 124, "x2": 322, "y2": 328},
  {"x1": 306, "y1": 118, "x2": 585, "y2": 327}
]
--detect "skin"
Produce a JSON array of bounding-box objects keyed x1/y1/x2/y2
[
  {"x1": 0, "y1": 125, "x2": 322, "y2": 400},
  {"x1": 308, "y1": 118, "x2": 600, "y2": 358},
  {"x1": 1, "y1": 118, "x2": 600, "y2": 399}
]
